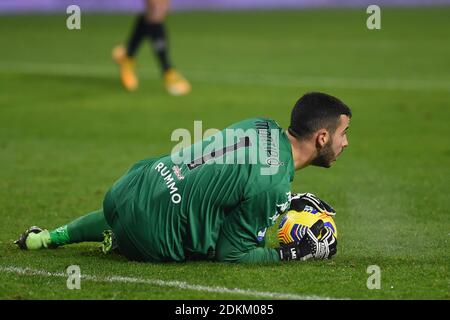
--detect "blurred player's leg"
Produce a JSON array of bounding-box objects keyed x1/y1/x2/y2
[
  {"x1": 126, "y1": 15, "x2": 148, "y2": 58},
  {"x1": 145, "y1": 0, "x2": 191, "y2": 96},
  {"x1": 16, "y1": 210, "x2": 110, "y2": 250},
  {"x1": 146, "y1": 0, "x2": 191, "y2": 96},
  {"x1": 112, "y1": 44, "x2": 139, "y2": 91},
  {"x1": 113, "y1": 0, "x2": 191, "y2": 95},
  {"x1": 145, "y1": 0, "x2": 171, "y2": 73},
  {"x1": 112, "y1": 12, "x2": 149, "y2": 91},
  {"x1": 112, "y1": 45, "x2": 138, "y2": 91}
]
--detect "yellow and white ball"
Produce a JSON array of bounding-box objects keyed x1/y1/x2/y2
[{"x1": 277, "y1": 206, "x2": 337, "y2": 245}]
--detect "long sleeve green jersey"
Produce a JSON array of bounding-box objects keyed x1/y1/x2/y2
[{"x1": 107, "y1": 117, "x2": 295, "y2": 263}]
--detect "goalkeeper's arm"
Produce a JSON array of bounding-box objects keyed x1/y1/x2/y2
[
  {"x1": 215, "y1": 234, "x2": 281, "y2": 263},
  {"x1": 215, "y1": 220, "x2": 336, "y2": 263},
  {"x1": 214, "y1": 189, "x2": 336, "y2": 263}
]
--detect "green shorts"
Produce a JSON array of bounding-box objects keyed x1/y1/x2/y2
[{"x1": 103, "y1": 189, "x2": 148, "y2": 262}]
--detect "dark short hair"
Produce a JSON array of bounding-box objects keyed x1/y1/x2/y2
[{"x1": 289, "y1": 92, "x2": 352, "y2": 139}]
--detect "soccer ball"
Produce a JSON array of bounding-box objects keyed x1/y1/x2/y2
[{"x1": 277, "y1": 205, "x2": 338, "y2": 245}]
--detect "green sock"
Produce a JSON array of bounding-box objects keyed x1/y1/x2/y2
[
  {"x1": 49, "y1": 210, "x2": 110, "y2": 246},
  {"x1": 49, "y1": 225, "x2": 70, "y2": 246}
]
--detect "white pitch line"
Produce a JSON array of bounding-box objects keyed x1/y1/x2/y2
[
  {"x1": 0, "y1": 265, "x2": 344, "y2": 300},
  {"x1": 1, "y1": 61, "x2": 449, "y2": 92}
]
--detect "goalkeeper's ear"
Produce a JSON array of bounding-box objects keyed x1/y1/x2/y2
[{"x1": 310, "y1": 219, "x2": 324, "y2": 238}]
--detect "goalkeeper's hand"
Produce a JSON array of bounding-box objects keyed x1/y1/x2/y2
[
  {"x1": 290, "y1": 192, "x2": 336, "y2": 216},
  {"x1": 278, "y1": 220, "x2": 337, "y2": 261}
]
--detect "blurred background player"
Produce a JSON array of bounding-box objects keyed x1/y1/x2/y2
[{"x1": 112, "y1": 0, "x2": 191, "y2": 95}]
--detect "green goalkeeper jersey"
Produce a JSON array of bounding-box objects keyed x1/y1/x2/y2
[{"x1": 107, "y1": 118, "x2": 295, "y2": 263}]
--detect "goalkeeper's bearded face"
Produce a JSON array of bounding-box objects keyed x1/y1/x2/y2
[{"x1": 312, "y1": 114, "x2": 350, "y2": 168}]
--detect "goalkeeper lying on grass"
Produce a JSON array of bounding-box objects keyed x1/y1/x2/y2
[{"x1": 15, "y1": 92, "x2": 351, "y2": 263}]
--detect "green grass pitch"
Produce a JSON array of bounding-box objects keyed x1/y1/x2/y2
[{"x1": 0, "y1": 8, "x2": 449, "y2": 300}]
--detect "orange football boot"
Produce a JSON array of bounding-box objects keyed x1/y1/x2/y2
[
  {"x1": 164, "y1": 68, "x2": 191, "y2": 96},
  {"x1": 112, "y1": 45, "x2": 138, "y2": 91}
]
